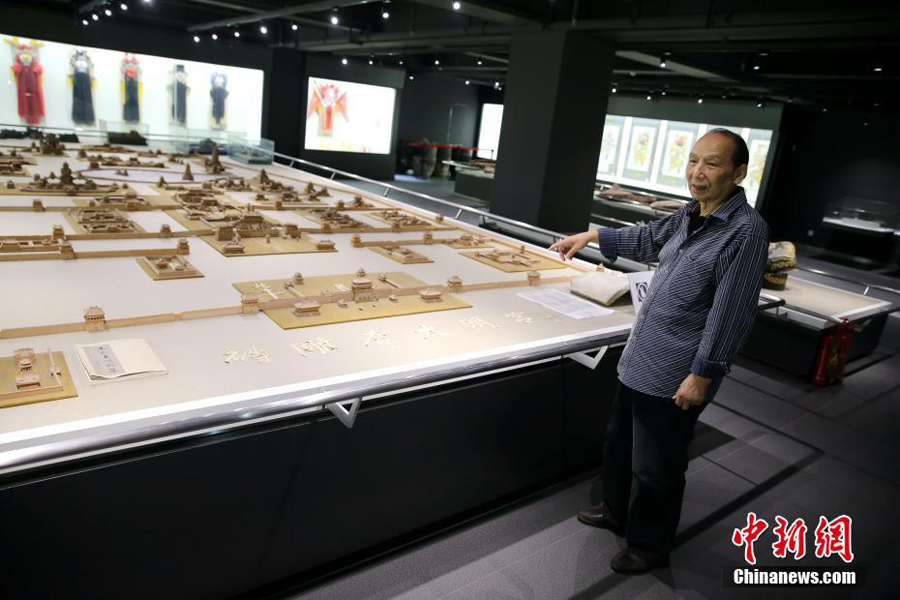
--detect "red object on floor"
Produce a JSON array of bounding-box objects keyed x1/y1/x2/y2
[
  {"x1": 812, "y1": 318, "x2": 852, "y2": 386},
  {"x1": 11, "y1": 44, "x2": 45, "y2": 125}
]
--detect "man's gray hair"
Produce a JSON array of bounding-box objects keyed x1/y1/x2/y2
[{"x1": 706, "y1": 128, "x2": 750, "y2": 168}]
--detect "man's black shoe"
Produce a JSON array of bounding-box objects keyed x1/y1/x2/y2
[
  {"x1": 577, "y1": 504, "x2": 623, "y2": 534},
  {"x1": 610, "y1": 548, "x2": 669, "y2": 575}
]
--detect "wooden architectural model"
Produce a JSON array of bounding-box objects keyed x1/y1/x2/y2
[
  {"x1": 0, "y1": 139, "x2": 600, "y2": 408},
  {"x1": 0, "y1": 347, "x2": 77, "y2": 409},
  {"x1": 137, "y1": 254, "x2": 204, "y2": 280},
  {"x1": 463, "y1": 246, "x2": 567, "y2": 273},
  {"x1": 66, "y1": 208, "x2": 143, "y2": 234},
  {"x1": 370, "y1": 244, "x2": 433, "y2": 264}
]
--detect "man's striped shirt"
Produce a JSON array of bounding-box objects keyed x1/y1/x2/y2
[{"x1": 598, "y1": 188, "x2": 770, "y2": 399}]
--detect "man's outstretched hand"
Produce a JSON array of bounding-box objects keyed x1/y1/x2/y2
[
  {"x1": 673, "y1": 373, "x2": 711, "y2": 410},
  {"x1": 549, "y1": 230, "x2": 597, "y2": 261}
]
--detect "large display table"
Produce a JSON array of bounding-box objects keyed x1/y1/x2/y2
[
  {"x1": 0, "y1": 134, "x2": 631, "y2": 598},
  {"x1": 743, "y1": 277, "x2": 893, "y2": 377}
]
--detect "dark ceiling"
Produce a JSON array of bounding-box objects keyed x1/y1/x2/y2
[{"x1": 12, "y1": 0, "x2": 900, "y2": 108}]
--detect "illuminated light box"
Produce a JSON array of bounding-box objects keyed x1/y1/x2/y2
[
  {"x1": 597, "y1": 115, "x2": 773, "y2": 207},
  {"x1": 304, "y1": 77, "x2": 396, "y2": 154}
]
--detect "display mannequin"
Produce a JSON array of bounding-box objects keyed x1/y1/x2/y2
[
  {"x1": 209, "y1": 72, "x2": 228, "y2": 129},
  {"x1": 70, "y1": 49, "x2": 95, "y2": 125},
  {"x1": 170, "y1": 64, "x2": 189, "y2": 125},
  {"x1": 5, "y1": 38, "x2": 45, "y2": 125},
  {"x1": 121, "y1": 53, "x2": 141, "y2": 123}
]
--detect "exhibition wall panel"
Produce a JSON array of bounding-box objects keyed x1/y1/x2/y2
[
  {"x1": 1, "y1": 32, "x2": 264, "y2": 138},
  {"x1": 596, "y1": 114, "x2": 774, "y2": 207},
  {"x1": 600, "y1": 96, "x2": 784, "y2": 210},
  {"x1": 300, "y1": 54, "x2": 404, "y2": 180},
  {"x1": 476, "y1": 103, "x2": 503, "y2": 159},
  {"x1": 305, "y1": 76, "x2": 396, "y2": 154}
]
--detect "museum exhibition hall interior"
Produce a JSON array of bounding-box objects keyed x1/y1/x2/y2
[{"x1": 0, "y1": 0, "x2": 898, "y2": 598}]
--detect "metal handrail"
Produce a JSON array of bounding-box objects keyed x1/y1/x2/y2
[
  {"x1": 0, "y1": 330, "x2": 628, "y2": 476},
  {"x1": 268, "y1": 149, "x2": 577, "y2": 244},
  {"x1": 795, "y1": 266, "x2": 900, "y2": 298}
]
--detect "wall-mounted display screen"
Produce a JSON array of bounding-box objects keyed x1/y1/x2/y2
[
  {"x1": 597, "y1": 115, "x2": 774, "y2": 207},
  {"x1": 304, "y1": 77, "x2": 396, "y2": 154},
  {"x1": 476, "y1": 103, "x2": 503, "y2": 160},
  {"x1": 0, "y1": 33, "x2": 264, "y2": 138}
]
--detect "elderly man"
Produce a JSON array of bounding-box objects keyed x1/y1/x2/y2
[{"x1": 550, "y1": 129, "x2": 769, "y2": 574}]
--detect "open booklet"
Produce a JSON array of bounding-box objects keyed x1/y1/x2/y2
[{"x1": 73, "y1": 338, "x2": 167, "y2": 383}]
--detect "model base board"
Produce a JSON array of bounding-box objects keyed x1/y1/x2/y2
[
  {"x1": 201, "y1": 233, "x2": 333, "y2": 257},
  {"x1": 369, "y1": 245, "x2": 433, "y2": 264},
  {"x1": 137, "y1": 255, "x2": 204, "y2": 280},
  {"x1": 0, "y1": 350, "x2": 77, "y2": 409},
  {"x1": 462, "y1": 249, "x2": 567, "y2": 272},
  {"x1": 232, "y1": 271, "x2": 471, "y2": 330}
]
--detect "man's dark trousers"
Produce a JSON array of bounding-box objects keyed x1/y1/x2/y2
[{"x1": 603, "y1": 382, "x2": 707, "y2": 559}]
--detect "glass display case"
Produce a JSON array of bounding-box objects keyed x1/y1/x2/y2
[
  {"x1": 228, "y1": 134, "x2": 274, "y2": 164},
  {"x1": 169, "y1": 127, "x2": 233, "y2": 154},
  {"x1": 99, "y1": 120, "x2": 149, "y2": 145},
  {"x1": 821, "y1": 197, "x2": 899, "y2": 233}
]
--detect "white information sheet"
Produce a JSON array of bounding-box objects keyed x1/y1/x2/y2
[
  {"x1": 74, "y1": 338, "x2": 167, "y2": 383},
  {"x1": 517, "y1": 289, "x2": 614, "y2": 320}
]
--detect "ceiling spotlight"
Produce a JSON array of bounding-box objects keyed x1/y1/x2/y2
[
  {"x1": 874, "y1": 101, "x2": 881, "y2": 107},
  {"x1": 409, "y1": 75, "x2": 414, "y2": 80},
  {"x1": 399, "y1": 60, "x2": 404, "y2": 65},
  {"x1": 697, "y1": 97, "x2": 704, "y2": 104},
  {"x1": 92, "y1": 13, "x2": 99, "y2": 20},
  {"x1": 104, "y1": 8, "x2": 112, "y2": 16},
  {"x1": 661, "y1": 90, "x2": 666, "y2": 95},
  {"x1": 477, "y1": 60, "x2": 482, "y2": 65},
  {"x1": 82, "y1": 18, "x2": 89, "y2": 25},
  {"x1": 368, "y1": 59, "x2": 374, "y2": 65},
  {"x1": 874, "y1": 66, "x2": 883, "y2": 72},
  {"x1": 331, "y1": 15, "x2": 339, "y2": 25},
  {"x1": 211, "y1": 33, "x2": 218, "y2": 40},
  {"x1": 234, "y1": 30, "x2": 240, "y2": 37},
  {"x1": 260, "y1": 24, "x2": 268, "y2": 34},
  {"x1": 611, "y1": 86, "x2": 617, "y2": 93},
  {"x1": 863, "y1": 121, "x2": 869, "y2": 127},
  {"x1": 193, "y1": 35, "x2": 200, "y2": 42},
  {"x1": 341, "y1": 57, "x2": 348, "y2": 65},
  {"x1": 659, "y1": 58, "x2": 666, "y2": 68},
  {"x1": 465, "y1": 80, "x2": 470, "y2": 85},
  {"x1": 753, "y1": 64, "x2": 760, "y2": 71},
  {"x1": 434, "y1": 59, "x2": 440, "y2": 65},
  {"x1": 120, "y1": 2, "x2": 128, "y2": 10},
  {"x1": 756, "y1": 101, "x2": 764, "y2": 108},
  {"x1": 143, "y1": 0, "x2": 151, "y2": 3},
  {"x1": 453, "y1": 1, "x2": 462, "y2": 9},
  {"x1": 382, "y1": 11, "x2": 390, "y2": 19},
  {"x1": 646, "y1": 94, "x2": 651, "y2": 100},
  {"x1": 822, "y1": 107, "x2": 828, "y2": 113},
  {"x1": 291, "y1": 23, "x2": 298, "y2": 30}
]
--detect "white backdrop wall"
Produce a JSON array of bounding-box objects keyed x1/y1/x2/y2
[{"x1": 2, "y1": 34, "x2": 264, "y2": 138}]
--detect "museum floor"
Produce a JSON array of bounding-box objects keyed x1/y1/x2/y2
[{"x1": 248, "y1": 179, "x2": 900, "y2": 599}]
